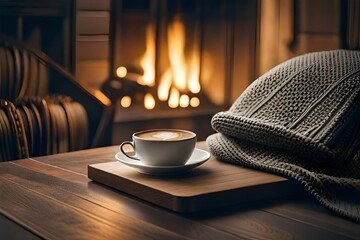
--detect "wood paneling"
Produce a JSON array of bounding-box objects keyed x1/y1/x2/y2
[
  {"x1": 231, "y1": 0, "x2": 258, "y2": 103},
  {"x1": 256, "y1": 0, "x2": 352, "y2": 76},
  {"x1": 77, "y1": 11, "x2": 110, "y2": 35},
  {"x1": 77, "y1": 0, "x2": 110, "y2": 10},
  {"x1": 75, "y1": 0, "x2": 110, "y2": 88},
  {"x1": 76, "y1": 36, "x2": 109, "y2": 60}
]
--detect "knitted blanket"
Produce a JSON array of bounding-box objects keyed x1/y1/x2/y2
[{"x1": 206, "y1": 50, "x2": 360, "y2": 222}]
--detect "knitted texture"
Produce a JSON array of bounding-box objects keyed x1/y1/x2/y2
[{"x1": 206, "y1": 50, "x2": 360, "y2": 222}]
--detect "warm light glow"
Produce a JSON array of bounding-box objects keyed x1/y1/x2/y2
[
  {"x1": 168, "y1": 19, "x2": 187, "y2": 90},
  {"x1": 120, "y1": 96, "x2": 131, "y2": 108},
  {"x1": 131, "y1": 18, "x2": 202, "y2": 108},
  {"x1": 144, "y1": 93, "x2": 156, "y2": 110},
  {"x1": 190, "y1": 97, "x2": 200, "y2": 107},
  {"x1": 188, "y1": 47, "x2": 201, "y2": 93},
  {"x1": 156, "y1": 18, "x2": 201, "y2": 107},
  {"x1": 158, "y1": 69, "x2": 172, "y2": 101},
  {"x1": 179, "y1": 95, "x2": 189, "y2": 108},
  {"x1": 116, "y1": 66, "x2": 128, "y2": 78},
  {"x1": 168, "y1": 88, "x2": 180, "y2": 108},
  {"x1": 86, "y1": 88, "x2": 111, "y2": 106},
  {"x1": 138, "y1": 24, "x2": 156, "y2": 87}
]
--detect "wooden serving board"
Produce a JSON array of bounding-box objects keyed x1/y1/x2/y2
[{"x1": 88, "y1": 143, "x2": 301, "y2": 213}]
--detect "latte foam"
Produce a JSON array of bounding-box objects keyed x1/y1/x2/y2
[{"x1": 136, "y1": 130, "x2": 194, "y2": 141}]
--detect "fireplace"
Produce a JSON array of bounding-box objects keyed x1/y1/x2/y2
[{"x1": 106, "y1": 0, "x2": 258, "y2": 142}]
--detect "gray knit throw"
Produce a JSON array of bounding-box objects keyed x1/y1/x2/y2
[{"x1": 206, "y1": 50, "x2": 360, "y2": 222}]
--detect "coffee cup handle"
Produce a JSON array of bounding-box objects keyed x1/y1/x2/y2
[{"x1": 120, "y1": 141, "x2": 140, "y2": 160}]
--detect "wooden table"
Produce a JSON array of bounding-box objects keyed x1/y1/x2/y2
[{"x1": 1, "y1": 142, "x2": 359, "y2": 240}]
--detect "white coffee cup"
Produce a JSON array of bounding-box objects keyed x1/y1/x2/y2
[{"x1": 120, "y1": 129, "x2": 197, "y2": 166}]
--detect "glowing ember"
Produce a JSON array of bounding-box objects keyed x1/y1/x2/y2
[
  {"x1": 116, "y1": 66, "x2": 128, "y2": 78},
  {"x1": 120, "y1": 96, "x2": 131, "y2": 108},
  {"x1": 144, "y1": 93, "x2": 156, "y2": 110},
  {"x1": 179, "y1": 95, "x2": 190, "y2": 108},
  {"x1": 190, "y1": 97, "x2": 200, "y2": 107}
]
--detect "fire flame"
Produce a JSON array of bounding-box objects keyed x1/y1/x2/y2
[
  {"x1": 138, "y1": 23, "x2": 156, "y2": 87},
  {"x1": 157, "y1": 69, "x2": 172, "y2": 101},
  {"x1": 168, "y1": 88, "x2": 180, "y2": 108},
  {"x1": 120, "y1": 18, "x2": 201, "y2": 109},
  {"x1": 158, "y1": 19, "x2": 201, "y2": 108},
  {"x1": 188, "y1": 47, "x2": 201, "y2": 94},
  {"x1": 167, "y1": 20, "x2": 187, "y2": 91}
]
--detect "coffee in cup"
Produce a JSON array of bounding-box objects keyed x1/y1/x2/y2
[{"x1": 120, "y1": 129, "x2": 197, "y2": 166}]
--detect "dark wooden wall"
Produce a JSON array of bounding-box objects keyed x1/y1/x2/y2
[
  {"x1": 0, "y1": 0, "x2": 75, "y2": 72},
  {"x1": 257, "y1": 0, "x2": 360, "y2": 76}
]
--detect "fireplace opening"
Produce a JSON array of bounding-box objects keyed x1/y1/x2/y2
[
  {"x1": 115, "y1": 13, "x2": 205, "y2": 111},
  {"x1": 107, "y1": 0, "x2": 240, "y2": 120},
  {"x1": 104, "y1": 0, "x2": 258, "y2": 142}
]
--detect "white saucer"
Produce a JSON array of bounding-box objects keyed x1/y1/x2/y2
[{"x1": 115, "y1": 148, "x2": 211, "y2": 175}]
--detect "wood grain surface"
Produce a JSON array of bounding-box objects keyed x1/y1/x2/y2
[{"x1": 0, "y1": 142, "x2": 359, "y2": 240}]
